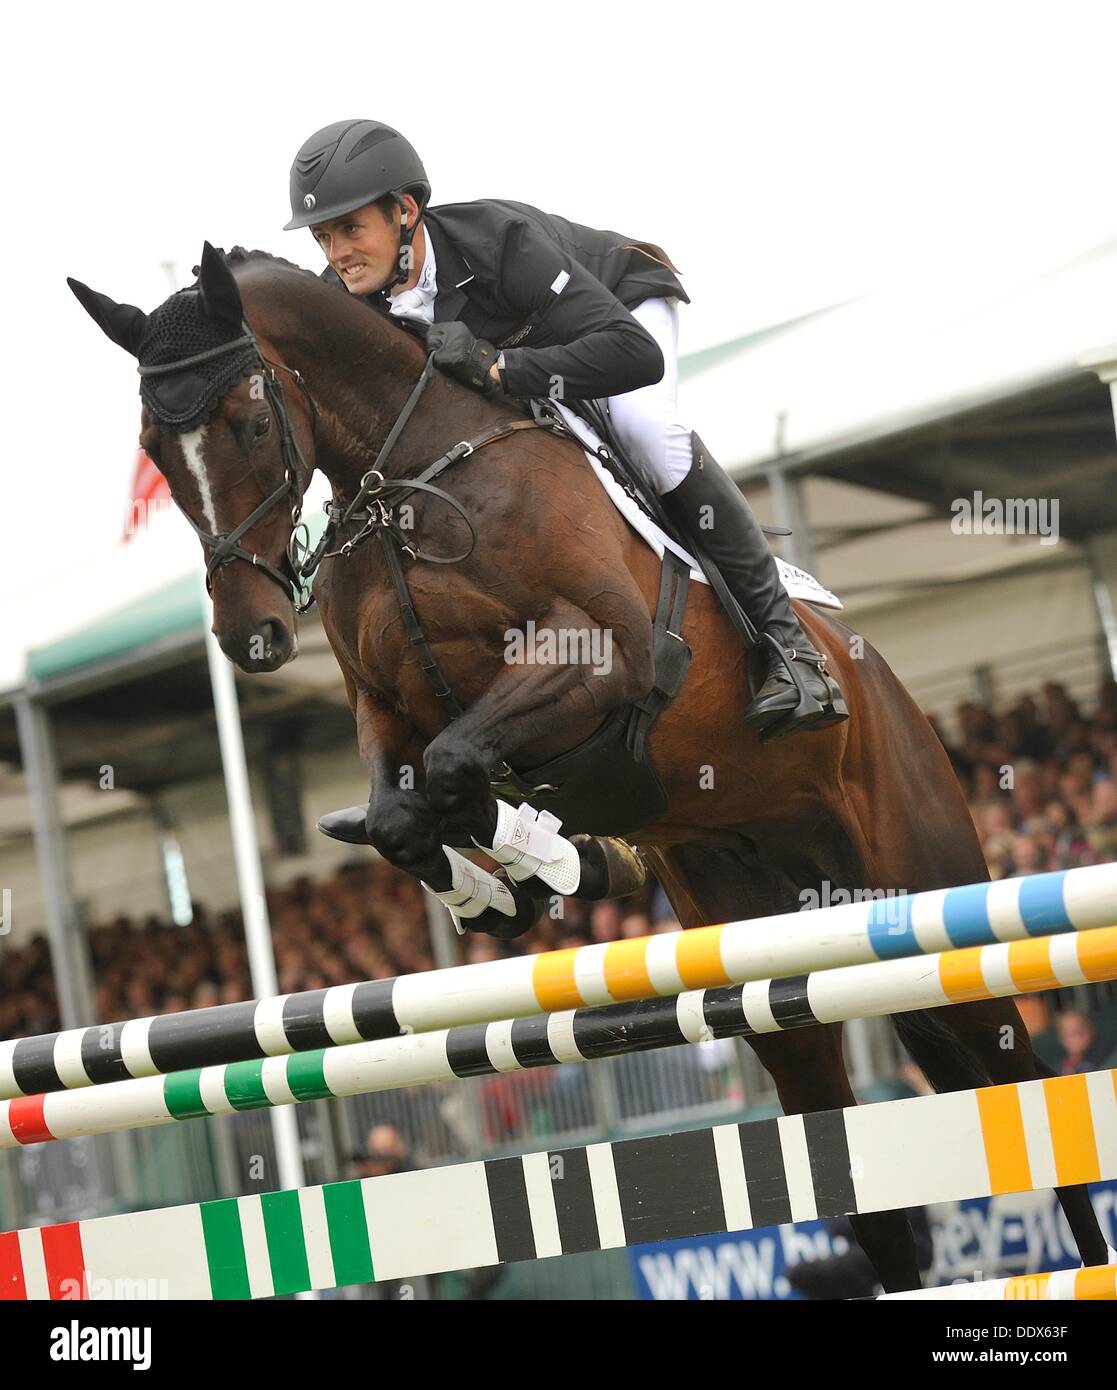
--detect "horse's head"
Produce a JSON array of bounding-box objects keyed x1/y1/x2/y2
[{"x1": 69, "y1": 243, "x2": 315, "y2": 672}]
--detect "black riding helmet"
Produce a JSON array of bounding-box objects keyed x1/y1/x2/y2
[{"x1": 285, "y1": 119, "x2": 431, "y2": 290}]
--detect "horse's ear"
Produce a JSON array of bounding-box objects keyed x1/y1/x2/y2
[
  {"x1": 197, "y1": 241, "x2": 244, "y2": 330},
  {"x1": 67, "y1": 278, "x2": 148, "y2": 356}
]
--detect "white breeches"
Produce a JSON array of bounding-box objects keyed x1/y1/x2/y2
[{"x1": 604, "y1": 296, "x2": 695, "y2": 494}]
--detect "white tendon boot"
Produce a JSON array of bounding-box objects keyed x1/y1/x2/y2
[
  {"x1": 422, "y1": 846, "x2": 518, "y2": 936},
  {"x1": 475, "y1": 801, "x2": 582, "y2": 897}
]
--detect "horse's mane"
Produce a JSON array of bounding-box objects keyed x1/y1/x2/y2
[{"x1": 216, "y1": 245, "x2": 432, "y2": 367}]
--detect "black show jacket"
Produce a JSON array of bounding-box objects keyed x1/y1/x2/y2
[{"x1": 319, "y1": 197, "x2": 688, "y2": 400}]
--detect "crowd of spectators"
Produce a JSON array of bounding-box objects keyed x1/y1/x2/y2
[
  {"x1": 3, "y1": 678, "x2": 1116, "y2": 1081},
  {"x1": 940, "y1": 677, "x2": 1117, "y2": 880}
]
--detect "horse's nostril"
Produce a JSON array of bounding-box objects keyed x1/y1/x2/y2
[
  {"x1": 250, "y1": 619, "x2": 291, "y2": 667},
  {"x1": 245, "y1": 619, "x2": 293, "y2": 667},
  {"x1": 250, "y1": 622, "x2": 274, "y2": 659}
]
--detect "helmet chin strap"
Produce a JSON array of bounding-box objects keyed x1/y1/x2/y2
[{"x1": 380, "y1": 190, "x2": 428, "y2": 295}]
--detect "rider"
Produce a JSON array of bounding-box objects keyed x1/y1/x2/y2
[{"x1": 285, "y1": 119, "x2": 846, "y2": 740}]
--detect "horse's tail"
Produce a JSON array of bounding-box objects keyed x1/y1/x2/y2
[{"x1": 889, "y1": 1009, "x2": 993, "y2": 1092}]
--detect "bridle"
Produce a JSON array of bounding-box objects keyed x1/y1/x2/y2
[
  {"x1": 139, "y1": 325, "x2": 319, "y2": 608},
  {"x1": 139, "y1": 320, "x2": 545, "y2": 648}
]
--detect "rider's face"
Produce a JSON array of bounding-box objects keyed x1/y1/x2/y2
[{"x1": 311, "y1": 197, "x2": 417, "y2": 297}]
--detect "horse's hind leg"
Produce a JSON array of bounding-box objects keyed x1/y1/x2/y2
[
  {"x1": 895, "y1": 998, "x2": 1113, "y2": 1269},
  {"x1": 824, "y1": 679, "x2": 1113, "y2": 1270},
  {"x1": 745, "y1": 1027, "x2": 924, "y2": 1293},
  {"x1": 647, "y1": 841, "x2": 924, "y2": 1294}
]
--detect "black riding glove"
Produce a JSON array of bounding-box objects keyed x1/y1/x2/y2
[{"x1": 426, "y1": 321, "x2": 500, "y2": 395}]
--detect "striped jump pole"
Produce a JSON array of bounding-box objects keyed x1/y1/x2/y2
[
  {"x1": 3, "y1": 926, "x2": 1117, "y2": 1150},
  {"x1": 2, "y1": 1067, "x2": 1115, "y2": 1300},
  {"x1": 4, "y1": 862, "x2": 1117, "y2": 1100},
  {"x1": 875, "y1": 1265, "x2": 1117, "y2": 1301}
]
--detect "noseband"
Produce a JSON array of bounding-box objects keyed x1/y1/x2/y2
[{"x1": 139, "y1": 325, "x2": 318, "y2": 608}]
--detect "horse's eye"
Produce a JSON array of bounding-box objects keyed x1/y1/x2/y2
[{"x1": 254, "y1": 415, "x2": 271, "y2": 439}]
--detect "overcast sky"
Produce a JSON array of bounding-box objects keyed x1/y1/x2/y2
[{"x1": 5, "y1": 0, "x2": 1117, "y2": 599}]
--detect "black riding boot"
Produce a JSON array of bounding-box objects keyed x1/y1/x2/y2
[{"x1": 661, "y1": 433, "x2": 848, "y2": 740}]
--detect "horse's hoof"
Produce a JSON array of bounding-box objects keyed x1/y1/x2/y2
[
  {"x1": 570, "y1": 834, "x2": 648, "y2": 899},
  {"x1": 462, "y1": 870, "x2": 541, "y2": 940},
  {"x1": 317, "y1": 803, "x2": 372, "y2": 844}
]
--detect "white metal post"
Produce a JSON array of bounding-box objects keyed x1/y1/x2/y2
[
  {"x1": 202, "y1": 579, "x2": 306, "y2": 1196},
  {"x1": 1078, "y1": 346, "x2": 1117, "y2": 681},
  {"x1": 12, "y1": 693, "x2": 96, "y2": 1029}
]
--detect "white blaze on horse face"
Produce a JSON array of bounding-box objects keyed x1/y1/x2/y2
[{"x1": 178, "y1": 425, "x2": 217, "y2": 532}]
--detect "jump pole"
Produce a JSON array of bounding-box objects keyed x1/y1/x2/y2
[
  {"x1": 3, "y1": 927, "x2": 1116, "y2": 1150},
  {"x1": 874, "y1": 1265, "x2": 1117, "y2": 1301},
  {"x1": 4, "y1": 863, "x2": 1117, "y2": 1100},
  {"x1": 2, "y1": 1067, "x2": 1114, "y2": 1300}
]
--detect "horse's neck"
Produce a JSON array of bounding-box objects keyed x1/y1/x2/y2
[
  {"x1": 315, "y1": 371, "x2": 495, "y2": 496},
  {"x1": 297, "y1": 323, "x2": 422, "y2": 492},
  {"x1": 261, "y1": 281, "x2": 495, "y2": 498}
]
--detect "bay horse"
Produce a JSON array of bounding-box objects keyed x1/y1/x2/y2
[{"x1": 68, "y1": 244, "x2": 1110, "y2": 1292}]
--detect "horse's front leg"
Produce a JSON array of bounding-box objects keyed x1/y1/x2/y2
[
  {"x1": 344, "y1": 692, "x2": 449, "y2": 885},
  {"x1": 423, "y1": 600, "x2": 651, "y2": 924},
  {"x1": 333, "y1": 691, "x2": 533, "y2": 937}
]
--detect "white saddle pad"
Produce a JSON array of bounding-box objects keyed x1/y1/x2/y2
[{"x1": 552, "y1": 402, "x2": 842, "y2": 610}]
